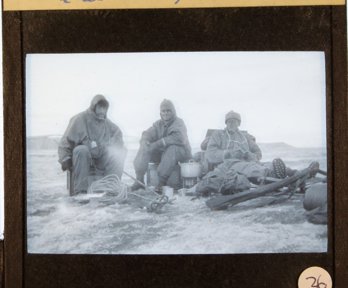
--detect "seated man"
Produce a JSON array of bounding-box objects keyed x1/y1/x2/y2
[
  {"x1": 205, "y1": 110, "x2": 262, "y2": 165},
  {"x1": 58, "y1": 94, "x2": 127, "y2": 195},
  {"x1": 132, "y1": 99, "x2": 192, "y2": 191},
  {"x1": 205, "y1": 110, "x2": 292, "y2": 179}
]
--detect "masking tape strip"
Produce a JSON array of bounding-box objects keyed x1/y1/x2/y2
[{"x1": 3, "y1": 0, "x2": 345, "y2": 12}]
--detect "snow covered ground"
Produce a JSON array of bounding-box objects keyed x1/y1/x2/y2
[{"x1": 26, "y1": 144, "x2": 327, "y2": 254}]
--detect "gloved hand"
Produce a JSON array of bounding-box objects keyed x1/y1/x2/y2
[
  {"x1": 61, "y1": 158, "x2": 72, "y2": 171},
  {"x1": 140, "y1": 139, "x2": 150, "y2": 147},
  {"x1": 223, "y1": 150, "x2": 232, "y2": 160},
  {"x1": 232, "y1": 150, "x2": 245, "y2": 159},
  {"x1": 148, "y1": 140, "x2": 163, "y2": 152},
  {"x1": 224, "y1": 150, "x2": 244, "y2": 160},
  {"x1": 146, "y1": 143, "x2": 153, "y2": 152},
  {"x1": 244, "y1": 152, "x2": 258, "y2": 161},
  {"x1": 90, "y1": 141, "x2": 101, "y2": 159}
]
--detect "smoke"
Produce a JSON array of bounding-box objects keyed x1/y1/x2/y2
[{"x1": 105, "y1": 145, "x2": 128, "y2": 178}]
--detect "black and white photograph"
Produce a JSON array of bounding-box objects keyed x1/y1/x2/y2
[{"x1": 26, "y1": 51, "x2": 328, "y2": 255}]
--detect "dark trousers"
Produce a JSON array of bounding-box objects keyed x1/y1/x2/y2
[
  {"x1": 72, "y1": 145, "x2": 127, "y2": 194},
  {"x1": 133, "y1": 145, "x2": 189, "y2": 185}
]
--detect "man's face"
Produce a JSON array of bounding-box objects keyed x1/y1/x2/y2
[
  {"x1": 95, "y1": 103, "x2": 108, "y2": 120},
  {"x1": 160, "y1": 108, "x2": 174, "y2": 122},
  {"x1": 226, "y1": 118, "x2": 240, "y2": 133}
]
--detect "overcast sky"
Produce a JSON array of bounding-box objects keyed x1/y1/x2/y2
[{"x1": 26, "y1": 52, "x2": 326, "y2": 148}]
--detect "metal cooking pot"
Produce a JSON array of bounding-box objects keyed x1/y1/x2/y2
[{"x1": 179, "y1": 160, "x2": 202, "y2": 178}]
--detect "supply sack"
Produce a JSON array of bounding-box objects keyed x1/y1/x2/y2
[
  {"x1": 222, "y1": 159, "x2": 270, "y2": 180},
  {"x1": 306, "y1": 204, "x2": 327, "y2": 225},
  {"x1": 196, "y1": 161, "x2": 251, "y2": 195},
  {"x1": 303, "y1": 183, "x2": 327, "y2": 225}
]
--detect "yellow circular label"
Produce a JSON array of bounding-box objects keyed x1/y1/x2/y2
[{"x1": 298, "y1": 266, "x2": 332, "y2": 288}]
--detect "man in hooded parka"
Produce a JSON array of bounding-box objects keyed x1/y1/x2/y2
[
  {"x1": 132, "y1": 99, "x2": 192, "y2": 191},
  {"x1": 58, "y1": 94, "x2": 127, "y2": 195}
]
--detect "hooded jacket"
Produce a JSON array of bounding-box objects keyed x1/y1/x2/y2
[
  {"x1": 140, "y1": 100, "x2": 191, "y2": 157},
  {"x1": 58, "y1": 95, "x2": 124, "y2": 163}
]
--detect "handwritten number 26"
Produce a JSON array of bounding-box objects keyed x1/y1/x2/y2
[{"x1": 305, "y1": 275, "x2": 327, "y2": 288}]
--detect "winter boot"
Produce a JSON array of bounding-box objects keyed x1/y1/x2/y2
[
  {"x1": 131, "y1": 173, "x2": 145, "y2": 191},
  {"x1": 154, "y1": 176, "x2": 167, "y2": 194},
  {"x1": 271, "y1": 158, "x2": 287, "y2": 179},
  {"x1": 308, "y1": 161, "x2": 320, "y2": 178}
]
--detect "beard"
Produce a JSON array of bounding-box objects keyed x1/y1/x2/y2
[
  {"x1": 227, "y1": 127, "x2": 238, "y2": 133},
  {"x1": 96, "y1": 113, "x2": 106, "y2": 120}
]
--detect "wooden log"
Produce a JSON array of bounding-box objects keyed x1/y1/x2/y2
[{"x1": 206, "y1": 165, "x2": 314, "y2": 210}]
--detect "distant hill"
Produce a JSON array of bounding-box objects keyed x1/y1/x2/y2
[
  {"x1": 27, "y1": 135, "x2": 61, "y2": 150},
  {"x1": 258, "y1": 142, "x2": 295, "y2": 151},
  {"x1": 26, "y1": 135, "x2": 319, "y2": 152},
  {"x1": 26, "y1": 135, "x2": 141, "y2": 150}
]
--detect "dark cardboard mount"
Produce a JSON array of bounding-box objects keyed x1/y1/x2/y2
[{"x1": 2, "y1": 6, "x2": 347, "y2": 288}]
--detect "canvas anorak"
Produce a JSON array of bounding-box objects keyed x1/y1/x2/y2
[
  {"x1": 58, "y1": 95, "x2": 126, "y2": 194},
  {"x1": 141, "y1": 116, "x2": 191, "y2": 157},
  {"x1": 58, "y1": 95, "x2": 124, "y2": 163},
  {"x1": 205, "y1": 128, "x2": 262, "y2": 164},
  {"x1": 133, "y1": 101, "x2": 191, "y2": 187}
]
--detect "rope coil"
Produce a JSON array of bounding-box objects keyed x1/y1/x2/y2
[
  {"x1": 87, "y1": 174, "x2": 168, "y2": 212},
  {"x1": 87, "y1": 174, "x2": 128, "y2": 201}
]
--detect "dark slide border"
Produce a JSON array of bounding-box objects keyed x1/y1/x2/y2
[{"x1": 3, "y1": 6, "x2": 347, "y2": 288}]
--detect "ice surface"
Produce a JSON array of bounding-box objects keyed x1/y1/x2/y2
[{"x1": 26, "y1": 145, "x2": 327, "y2": 254}]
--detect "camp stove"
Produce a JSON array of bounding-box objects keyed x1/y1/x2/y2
[
  {"x1": 179, "y1": 160, "x2": 202, "y2": 189},
  {"x1": 182, "y1": 176, "x2": 199, "y2": 188}
]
